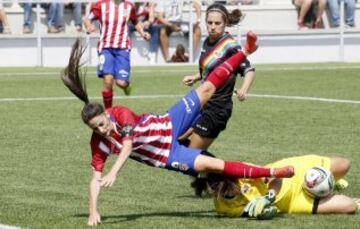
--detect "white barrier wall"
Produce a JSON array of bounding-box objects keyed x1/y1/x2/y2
[
  {"x1": 0, "y1": 1, "x2": 359, "y2": 66},
  {"x1": 0, "y1": 31, "x2": 359, "y2": 67}
]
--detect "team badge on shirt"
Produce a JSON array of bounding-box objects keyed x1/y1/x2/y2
[{"x1": 241, "y1": 183, "x2": 251, "y2": 194}]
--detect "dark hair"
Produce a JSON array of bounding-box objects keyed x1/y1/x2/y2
[
  {"x1": 61, "y1": 38, "x2": 104, "y2": 123},
  {"x1": 206, "y1": 3, "x2": 243, "y2": 27},
  {"x1": 191, "y1": 173, "x2": 241, "y2": 199}
]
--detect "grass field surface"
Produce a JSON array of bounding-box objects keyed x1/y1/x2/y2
[{"x1": 0, "y1": 63, "x2": 359, "y2": 228}]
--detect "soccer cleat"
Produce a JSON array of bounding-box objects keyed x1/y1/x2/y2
[
  {"x1": 272, "y1": 166, "x2": 295, "y2": 178},
  {"x1": 123, "y1": 85, "x2": 132, "y2": 96},
  {"x1": 334, "y1": 178, "x2": 349, "y2": 191},
  {"x1": 243, "y1": 31, "x2": 258, "y2": 54}
]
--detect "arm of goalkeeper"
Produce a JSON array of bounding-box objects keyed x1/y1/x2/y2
[{"x1": 244, "y1": 190, "x2": 278, "y2": 220}]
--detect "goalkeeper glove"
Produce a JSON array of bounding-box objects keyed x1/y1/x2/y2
[
  {"x1": 257, "y1": 205, "x2": 278, "y2": 220},
  {"x1": 244, "y1": 190, "x2": 276, "y2": 219}
]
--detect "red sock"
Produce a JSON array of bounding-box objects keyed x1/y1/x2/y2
[
  {"x1": 206, "y1": 51, "x2": 246, "y2": 89},
  {"x1": 102, "y1": 90, "x2": 113, "y2": 109},
  {"x1": 223, "y1": 161, "x2": 272, "y2": 178}
]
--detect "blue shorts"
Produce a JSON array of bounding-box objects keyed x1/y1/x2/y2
[
  {"x1": 97, "y1": 48, "x2": 130, "y2": 82},
  {"x1": 166, "y1": 90, "x2": 203, "y2": 176}
]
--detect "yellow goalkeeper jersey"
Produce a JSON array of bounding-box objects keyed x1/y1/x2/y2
[{"x1": 214, "y1": 155, "x2": 331, "y2": 216}]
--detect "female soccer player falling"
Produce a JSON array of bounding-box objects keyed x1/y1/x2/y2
[{"x1": 61, "y1": 34, "x2": 294, "y2": 226}]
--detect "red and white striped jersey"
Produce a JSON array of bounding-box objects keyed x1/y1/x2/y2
[
  {"x1": 90, "y1": 106, "x2": 173, "y2": 172},
  {"x1": 89, "y1": 0, "x2": 138, "y2": 52}
]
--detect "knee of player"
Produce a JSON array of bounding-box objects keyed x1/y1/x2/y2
[{"x1": 115, "y1": 80, "x2": 129, "y2": 89}]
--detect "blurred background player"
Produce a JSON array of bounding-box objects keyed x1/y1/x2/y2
[
  {"x1": 61, "y1": 36, "x2": 294, "y2": 226},
  {"x1": 193, "y1": 155, "x2": 359, "y2": 218},
  {"x1": 181, "y1": 4, "x2": 256, "y2": 153},
  {"x1": 84, "y1": 0, "x2": 150, "y2": 108}
]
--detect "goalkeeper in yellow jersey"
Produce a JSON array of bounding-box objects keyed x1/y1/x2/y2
[{"x1": 192, "y1": 155, "x2": 359, "y2": 219}]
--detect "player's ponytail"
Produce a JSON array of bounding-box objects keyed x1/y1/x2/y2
[
  {"x1": 227, "y1": 9, "x2": 243, "y2": 26},
  {"x1": 61, "y1": 38, "x2": 89, "y2": 104},
  {"x1": 61, "y1": 38, "x2": 104, "y2": 124},
  {"x1": 206, "y1": 3, "x2": 243, "y2": 27}
]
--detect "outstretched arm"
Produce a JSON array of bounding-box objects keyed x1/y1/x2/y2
[
  {"x1": 100, "y1": 139, "x2": 133, "y2": 187},
  {"x1": 88, "y1": 170, "x2": 102, "y2": 226},
  {"x1": 235, "y1": 70, "x2": 255, "y2": 101}
]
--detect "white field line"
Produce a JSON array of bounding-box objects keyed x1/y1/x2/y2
[
  {"x1": 248, "y1": 94, "x2": 360, "y2": 104},
  {"x1": 1, "y1": 65, "x2": 360, "y2": 77},
  {"x1": 0, "y1": 94, "x2": 359, "y2": 105},
  {"x1": 0, "y1": 224, "x2": 21, "y2": 229}
]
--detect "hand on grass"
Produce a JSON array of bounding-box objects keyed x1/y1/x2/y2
[{"x1": 88, "y1": 211, "x2": 101, "y2": 226}]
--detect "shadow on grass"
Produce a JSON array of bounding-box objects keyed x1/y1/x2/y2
[{"x1": 74, "y1": 210, "x2": 219, "y2": 224}]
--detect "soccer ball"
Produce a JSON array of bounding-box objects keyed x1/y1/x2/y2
[{"x1": 302, "y1": 166, "x2": 335, "y2": 198}]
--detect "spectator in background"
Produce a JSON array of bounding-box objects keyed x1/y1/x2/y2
[
  {"x1": 22, "y1": 2, "x2": 33, "y2": 34},
  {"x1": 47, "y1": 2, "x2": 62, "y2": 33},
  {"x1": 129, "y1": 1, "x2": 160, "y2": 64},
  {"x1": 58, "y1": 1, "x2": 83, "y2": 32},
  {"x1": 293, "y1": 0, "x2": 327, "y2": 29},
  {"x1": 203, "y1": 0, "x2": 253, "y2": 4},
  {"x1": 0, "y1": 2, "x2": 11, "y2": 34},
  {"x1": 156, "y1": 0, "x2": 202, "y2": 62},
  {"x1": 327, "y1": 0, "x2": 355, "y2": 28},
  {"x1": 170, "y1": 44, "x2": 189, "y2": 62}
]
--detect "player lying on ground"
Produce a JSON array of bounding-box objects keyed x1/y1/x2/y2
[
  {"x1": 192, "y1": 155, "x2": 359, "y2": 219},
  {"x1": 61, "y1": 33, "x2": 295, "y2": 226}
]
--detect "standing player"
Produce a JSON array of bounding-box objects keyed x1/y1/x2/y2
[
  {"x1": 193, "y1": 155, "x2": 359, "y2": 218},
  {"x1": 61, "y1": 35, "x2": 294, "y2": 226},
  {"x1": 181, "y1": 4, "x2": 256, "y2": 153},
  {"x1": 84, "y1": 0, "x2": 150, "y2": 108}
]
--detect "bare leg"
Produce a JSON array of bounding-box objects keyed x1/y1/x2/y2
[
  {"x1": 102, "y1": 74, "x2": 114, "y2": 92},
  {"x1": 316, "y1": 0, "x2": 327, "y2": 24},
  {"x1": 115, "y1": 79, "x2": 129, "y2": 89},
  {"x1": 193, "y1": 154, "x2": 224, "y2": 172},
  {"x1": 294, "y1": 0, "x2": 312, "y2": 23},
  {"x1": 195, "y1": 81, "x2": 217, "y2": 108},
  {"x1": 159, "y1": 27, "x2": 170, "y2": 62},
  {"x1": 0, "y1": 9, "x2": 11, "y2": 33},
  {"x1": 318, "y1": 194, "x2": 357, "y2": 214},
  {"x1": 178, "y1": 128, "x2": 194, "y2": 141},
  {"x1": 188, "y1": 132, "x2": 215, "y2": 150}
]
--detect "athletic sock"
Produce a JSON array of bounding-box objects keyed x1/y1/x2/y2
[
  {"x1": 205, "y1": 51, "x2": 246, "y2": 89},
  {"x1": 102, "y1": 90, "x2": 113, "y2": 109},
  {"x1": 223, "y1": 161, "x2": 272, "y2": 178}
]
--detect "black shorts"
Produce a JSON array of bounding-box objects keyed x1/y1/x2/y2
[{"x1": 193, "y1": 108, "x2": 232, "y2": 139}]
